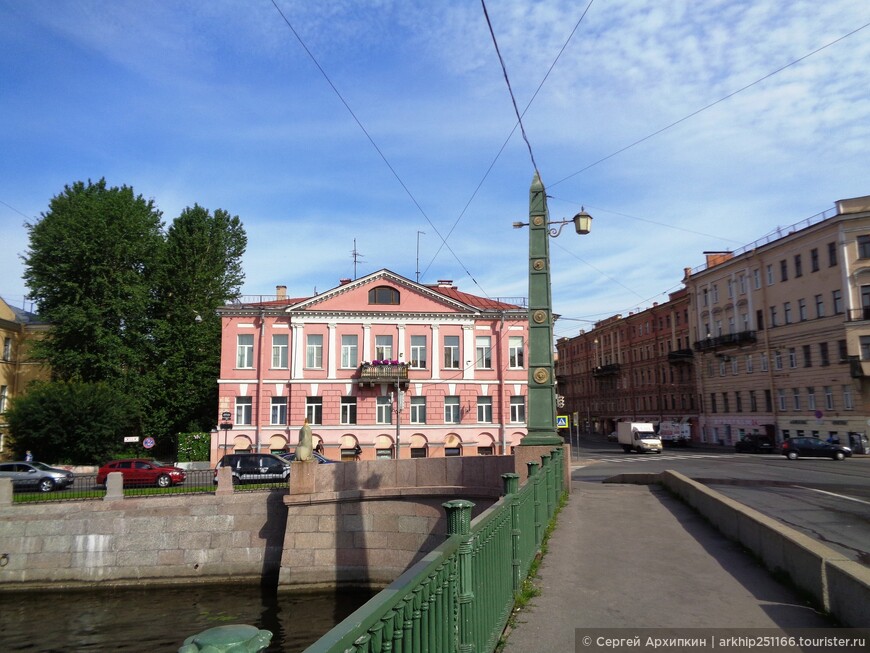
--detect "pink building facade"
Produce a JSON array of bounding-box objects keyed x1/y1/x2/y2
[{"x1": 212, "y1": 270, "x2": 528, "y2": 462}]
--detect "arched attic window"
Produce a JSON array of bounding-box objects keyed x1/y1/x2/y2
[{"x1": 368, "y1": 286, "x2": 400, "y2": 305}]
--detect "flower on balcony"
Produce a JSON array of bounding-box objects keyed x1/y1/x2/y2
[{"x1": 360, "y1": 360, "x2": 409, "y2": 368}]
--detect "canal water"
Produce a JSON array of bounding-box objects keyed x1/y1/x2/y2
[{"x1": 0, "y1": 583, "x2": 375, "y2": 652}]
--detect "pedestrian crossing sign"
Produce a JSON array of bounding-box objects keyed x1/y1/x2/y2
[{"x1": 556, "y1": 415, "x2": 568, "y2": 428}]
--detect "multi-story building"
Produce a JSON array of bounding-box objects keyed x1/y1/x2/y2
[
  {"x1": 555, "y1": 288, "x2": 696, "y2": 439},
  {"x1": 0, "y1": 297, "x2": 50, "y2": 456},
  {"x1": 685, "y1": 195, "x2": 870, "y2": 450},
  {"x1": 213, "y1": 269, "x2": 529, "y2": 461}
]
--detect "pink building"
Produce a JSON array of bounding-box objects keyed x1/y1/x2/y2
[{"x1": 212, "y1": 269, "x2": 529, "y2": 462}]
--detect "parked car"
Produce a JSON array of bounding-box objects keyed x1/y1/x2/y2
[
  {"x1": 278, "y1": 451, "x2": 336, "y2": 464},
  {"x1": 0, "y1": 461, "x2": 75, "y2": 493},
  {"x1": 606, "y1": 431, "x2": 618, "y2": 442},
  {"x1": 214, "y1": 453, "x2": 291, "y2": 485},
  {"x1": 734, "y1": 434, "x2": 775, "y2": 454},
  {"x1": 96, "y1": 459, "x2": 186, "y2": 488},
  {"x1": 780, "y1": 437, "x2": 852, "y2": 461}
]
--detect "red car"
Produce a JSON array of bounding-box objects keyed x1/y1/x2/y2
[{"x1": 97, "y1": 459, "x2": 186, "y2": 488}]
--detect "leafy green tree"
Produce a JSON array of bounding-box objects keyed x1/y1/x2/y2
[
  {"x1": 146, "y1": 205, "x2": 246, "y2": 444},
  {"x1": 5, "y1": 381, "x2": 141, "y2": 465},
  {"x1": 23, "y1": 179, "x2": 165, "y2": 387}
]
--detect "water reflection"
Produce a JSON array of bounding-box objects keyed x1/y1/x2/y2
[{"x1": 0, "y1": 583, "x2": 374, "y2": 652}]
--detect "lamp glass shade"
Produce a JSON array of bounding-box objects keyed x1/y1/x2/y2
[{"x1": 573, "y1": 210, "x2": 592, "y2": 235}]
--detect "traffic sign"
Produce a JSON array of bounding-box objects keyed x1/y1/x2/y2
[
  {"x1": 123, "y1": 436, "x2": 139, "y2": 443},
  {"x1": 556, "y1": 415, "x2": 568, "y2": 428},
  {"x1": 142, "y1": 437, "x2": 156, "y2": 449},
  {"x1": 221, "y1": 411, "x2": 232, "y2": 421}
]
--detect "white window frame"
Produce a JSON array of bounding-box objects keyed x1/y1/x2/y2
[
  {"x1": 236, "y1": 396, "x2": 252, "y2": 425},
  {"x1": 509, "y1": 336, "x2": 524, "y2": 369},
  {"x1": 272, "y1": 334, "x2": 288, "y2": 369},
  {"x1": 443, "y1": 336, "x2": 460, "y2": 369},
  {"x1": 477, "y1": 396, "x2": 493, "y2": 423},
  {"x1": 475, "y1": 336, "x2": 492, "y2": 369},
  {"x1": 270, "y1": 397, "x2": 287, "y2": 425},
  {"x1": 376, "y1": 396, "x2": 392, "y2": 424},
  {"x1": 777, "y1": 389, "x2": 787, "y2": 411},
  {"x1": 410, "y1": 335, "x2": 427, "y2": 369},
  {"x1": 410, "y1": 396, "x2": 426, "y2": 424},
  {"x1": 843, "y1": 385, "x2": 853, "y2": 410},
  {"x1": 306, "y1": 396, "x2": 323, "y2": 424},
  {"x1": 444, "y1": 396, "x2": 460, "y2": 423},
  {"x1": 824, "y1": 386, "x2": 834, "y2": 410},
  {"x1": 341, "y1": 335, "x2": 358, "y2": 369},
  {"x1": 306, "y1": 334, "x2": 323, "y2": 369},
  {"x1": 375, "y1": 335, "x2": 393, "y2": 361},
  {"x1": 340, "y1": 396, "x2": 357, "y2": 424},
  {"x1": 807, "y1": 388, "x2": 816, "y2": 410},
  {"x1": 237, "y1": 334, "x2": 254, "y2": 369},
  {"x1": 510, "y1": 396, "x2": 525, "y2": 423}
]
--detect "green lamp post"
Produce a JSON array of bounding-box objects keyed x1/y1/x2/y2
[{"x1": 514, "y1": 172, "x2": 591, "y2": 446}]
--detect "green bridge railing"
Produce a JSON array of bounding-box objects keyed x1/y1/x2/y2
[{"x1": 303, "y1": 447, "x2": 565, "y2": 653}]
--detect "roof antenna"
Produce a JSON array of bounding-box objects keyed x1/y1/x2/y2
[{"x1": 351, "y1": 239, "x2": 366, "y2": 280}]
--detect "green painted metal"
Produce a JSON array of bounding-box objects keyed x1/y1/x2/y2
[
  {"x1": 523, "y1": 173, "x2": 562, "y2": 446},
  {"x1": 302, "y1": 452, "x2": 564, "y2": 653}
]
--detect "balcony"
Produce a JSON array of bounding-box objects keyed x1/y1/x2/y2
[
  {"x1": 667, "y1": 348, "x2": 694, "y2": 364},
  {"x1": 357, "y1": 362, "x2": 410, "y2": 387},
  {"x1": 846, "y1": 308, "x2": 870, "y2": 322},
  {"x1": 592, "y1": 363, "x2": 620, "y2": 378},
  {"x1": 848, "y1": 356, "x2": 870, "y2": 378},
  {"x1": 693, "y1": 330, "x2": 757, "y2": 352}
]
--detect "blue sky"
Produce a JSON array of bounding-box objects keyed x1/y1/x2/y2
[{"x1": 2, "y1": 1, "x2": 869, "y2": 340}]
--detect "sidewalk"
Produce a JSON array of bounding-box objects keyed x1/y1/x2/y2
[{"x1": 501, "y1": 479, "x2": 835, "y2": 653}]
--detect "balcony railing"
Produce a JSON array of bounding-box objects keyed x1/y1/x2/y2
[
  {"x1": 667, "y1": 348, "x2": 694, "y2": 364},
  {"x1": 848, "y1": 356, "x2": 869, "y2": 378},
  {"x1": 845, "y1": 308, "x2": 870, "y2": 322},
  {"x1": 592, "y1": 363, "x2": 620, "y2": 377},
  {"x1": 357, "y1": 363, "x2": 410, "y2": 387},
  {"x1": 693, "y1": 330, "x2": 757, "y2": 352}
]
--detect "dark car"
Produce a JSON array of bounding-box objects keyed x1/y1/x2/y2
[
  {"x1": 278, "y1": 451, "x2": 336, "y2": 464},
  {"x1": 214, "y1": 453, "x2": 291, "y2": 485},
  {"x1": 780, "y1": 437, "x2": 852, "y2": 461},
  {"x1": 735, "y1": 434, "x2": 775, "y2": 454},
  {"x1": 96, "y1": 459, "x2": 186, "y2": 488},
  {"x1": 0, "y1": 461, "x2": 75, "y2": 493}
]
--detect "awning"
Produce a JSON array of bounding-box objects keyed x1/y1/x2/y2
[
  {"x1": 444, "y1": 433, "x2": 462, "y2": 447},
  {"x1": 410, "y1": 434, "x2": 428, "y2": 448},
  {"x1": 375, "y1": 434, "x2": 393, "y2": 448}
]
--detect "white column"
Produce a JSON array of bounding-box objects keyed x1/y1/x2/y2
[
  {"x1": 327, "y1": 322, "x2": 337, "y2": 376},
  {"x1": 463, "y1": 325, "x2": 475, "y2": 380},
  {"x1": 431, "y1": 324, "x2": 441, "y2": 380}
]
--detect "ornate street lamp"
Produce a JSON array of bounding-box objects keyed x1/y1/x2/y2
[{"x1": 513, "y1": 172, "x2": 591, "y2": 446}]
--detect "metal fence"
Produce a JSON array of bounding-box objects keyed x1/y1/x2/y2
[{"x1": 302, "y1": 447, "x2": 565, "y2": 653}]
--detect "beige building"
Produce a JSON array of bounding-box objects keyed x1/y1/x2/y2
[
  {"x1": 684, "y1": 195, "x2": 870, "y2": 451},
  {"x1": 0, "y1": 297, "x2": 50, "y2": 456}
]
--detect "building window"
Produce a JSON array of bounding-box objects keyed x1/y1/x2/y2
[
  {"x1": 824, "y1": 386, "x2": 834, "y2": 410},
  {"x1": 861, "y1": 336, "x2": 870, "y2": 361},
  {"x1": 753, "y1": 269, "x2": 761, "y2": 289},
  {"x1": 832, "y1": 289, "x2": 843, "y2": 315},
  {"x1": 710, "y1": 393, "x2": 717, "y2": 413},
  {"x1": 410, "y1": 447, "x2": 427, "y2": 459},
  {"x1": 756, "y1": 309, "x2": 764, "y2": 330},
  {"x1": 375, "y1": 335, "x2": 393, "y2": 361},
  {"x1": 368, "y1": 286, "x2": 399, "y2": 305},
  {"x1": 341, "y1": 335, "x2": 358, "y2": 368},
  {"x1": 235, "y1": 396, "x2": 252, "y2": 425},
  {"x1": 477, "y1": 446, "x2": 494, "y2": 456},
  {"x1": 475, "y1": 336, "x2": 492, "y2": 369},
  {"x1": 376, "y1": 396, "x2": 392, "y2": 424},
  {"x1": 792, "y1": 389, "x2": 801, "y2": 411},
  {"x1": 444, "y1": 396, "x2": 460, "y2": 423},
  {"x1": 410, "y1": 396, "x2": 426, "y2": 424},
  {"x1": 777, "y1": 389, "x2": 787, "y2": 411},
  {"x1": 271, "y1": 397, "x2": 287, "y2": 425},
  {"x1": 788, "y1": 348, "x2": 797, "y2": 368},
  {"x1": 828, "y1": 242, "x2": 837, "y2": 267},
  {"x1": 766, "y1": 264, "x2": 774, "y2": 285},
  {"x1": 803, "y1": 344, "x2": 812, "y2": 367},
  {"x1": 735, "y1": 391, "x2": 743, "y2": 413},
  {"x1": 237, "y1": 334, "x2": 254, "y2": 368},
  {"x1": 794, "y1": 254, "x2": 802, "y2": 277},
  {"x1": 341, "y1": 397, "x2": 357, "y2": 425},
  {"x1": 746, "y1": 354, "x2": 753, "y2": 373},
  {"x1": 810, "y1": 248, "x2": 819, "y2": 272},
  {"x1": 445, "y1": 447, "x2": 462, "y2": 457},
  {"x1": 769, "y1": 306, "x2": 777, "y2": 327},
  {"x1": 798, "y1": 299, "x2": 807, "y2": 321},
  {"x1": 843, "y1": 385, "x2": 854, "y2": 410},
  {"x1": 712, "y1": 284, "x2": 719, "y2": 303},
  {"x1": 272, "y1": 334, "x2": 288, "y2": 369},
  {"x1": 838, "y1": 339, "x2": 848, "y2": 362},
  {"x1": 862, "y1": 285, "x2": 870, "y2": 319},
  {"x1": 0, "y1": 384, "x2": 7, "y2": 413},
  {"x1": 306, "y1": 334, "x2": 323, "y2": 368},
  {"x1": 2, "y1": 337, "x2": 11, "y2": 361},
  {"x1": 819, "y1": 342, "x2": 830, "y2": 366},
  {"x1": 780, "y1": 260, "x2": 788, "y2": 282},
  {"x1": 477, "y1": 396, "x2": 493, "y2": 423},
  {"x1": 443, "y1": 335, "x2": 460, "y2": 369},
  {"x1": 510, "y1": 396, "x2": 526, "y2": 423},
  {"x1": 306, "y1": 397, "x2": 323, "y2": 425},
  {"x1": 509, "y1": 336, "x2": 524, "y2": 368},
  {"x1": 807, "y1": 387, "x2": 816, "y2": 410},
  {"x1": 815, "y1": 294, "x2": 824, "y2": 318},
  {"x1": 410, "y1": 335, "x2": 427, "y2": 369},
  {"x1": 764, "y1": 389, "x2": 773, "y2": 412},
  {"x1": 749, "y1": 390, "x2": 757, "y2": 412},
  {"x1": 731, "y1": 358, "x2": 738, "y2": 375},
  {"x1": 783, "y1": 302, "x2": 792, "y2": 324},
  {"x1": 760, "y1": 352, "x2": 769, "y2": 372},
  {"x1": 858, "y1": 235, "x2": 870, "y2": 259},
  {"x1": 774, "y1": 350, "x2": 783, "y2": 370},
  {"x1": 723, "y1": 392, "x2": 730, "y2": 413}
]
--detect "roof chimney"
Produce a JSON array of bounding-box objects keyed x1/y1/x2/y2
[
  {"x1": 437, "y1": 279, "x2": 454, "y2": 288},
  {"x1": 339, "y1": 278, "x2": 352, "y2": 286},
  {"x1": 276, "y1": 285, "x2": 287, "y2": 300}
]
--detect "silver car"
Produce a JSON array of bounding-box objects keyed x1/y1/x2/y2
[{"x1": 0, "y1": 461, "x2": 75, "y2": 492}]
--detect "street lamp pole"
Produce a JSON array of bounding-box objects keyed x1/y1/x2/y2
[
  {"x1": 515, "y1": 172, "x2": 591, "y2": 446},
  {"x1": 395, "y1": 365, "x2": 401, "y2": 459}
]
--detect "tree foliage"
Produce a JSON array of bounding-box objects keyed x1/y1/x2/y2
[
  {"x1": 17, "y1": 181, "x2": 247, "y2": 462},
  {"x1": 5, "y1": 381, "x2": 141, "y2": 465}
]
